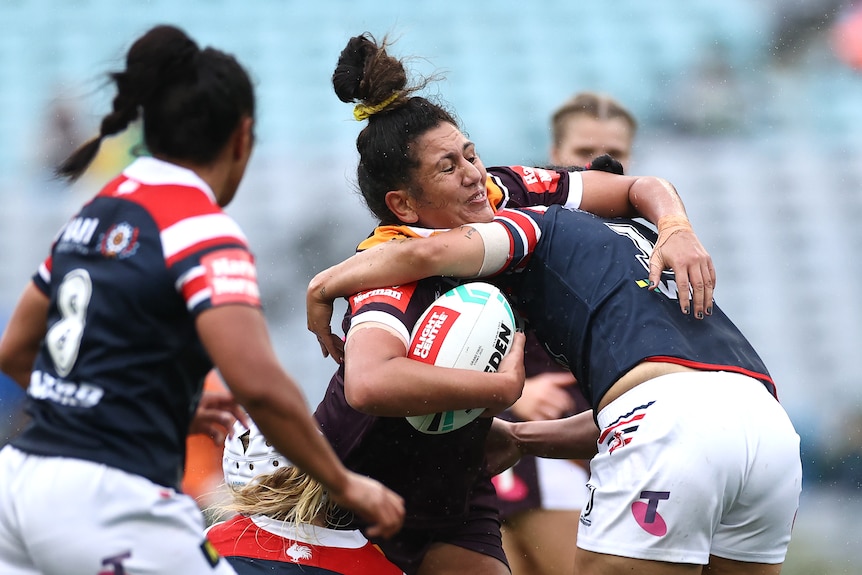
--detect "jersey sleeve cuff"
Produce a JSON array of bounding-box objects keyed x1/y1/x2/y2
[{"x1": 563, "y1": 171, "x2": 583, "y2": 210}]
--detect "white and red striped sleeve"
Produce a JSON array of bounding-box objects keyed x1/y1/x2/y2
[
  {"x1": 471, "y1": 207, "x2": 544, "y2": 277},
  {"x1": 133, "y1": 183, "x2": 262, "y2": 314}
]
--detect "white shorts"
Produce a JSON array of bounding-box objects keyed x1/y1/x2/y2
[
  {"x1": 577, "y1": 371, "x2": 801, "y2": 565},
  {"x1": 536, "y1": 457, "x2": 590, "y2": 511},
  {"x1": 0, "y1": 446, "x2": 237, "y2": 575}
]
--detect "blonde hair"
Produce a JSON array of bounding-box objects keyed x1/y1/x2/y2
[
  {"x1": 550, "y1": 91, "x2": 637, "y2": 146},
  {"x1": 214, "y1": 465, "x2": 349, "y2": 528}
]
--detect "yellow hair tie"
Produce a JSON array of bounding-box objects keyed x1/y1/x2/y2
[{"x1": 353, "y1": 93, "x2": 399, "y2": 121}]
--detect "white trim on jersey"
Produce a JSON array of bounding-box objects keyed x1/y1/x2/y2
[
  {"x1": 175, "y1": 265, "x2": 205, "y2": 291},
  {"x1": 250, "y1": 515, "x2": 371, "y2": 549},
  {"x1": 563, "y1": 170, "x2": 583, "y2": 210},
  {"x1": 124, "y1": 157, "x2": 217, "y2": 203},
  {"x1": 37, "y1": 261, "x2": 51, "y2": 284},
  {"x1": 348, "y1": 310, "x2": 411, "y2": 346},
  {"x1": 185, "y1": 288, "x2": 213, "y2": 312},
  {"x1": 161, "y1": 213, "x2": 247, "y2": 262}
]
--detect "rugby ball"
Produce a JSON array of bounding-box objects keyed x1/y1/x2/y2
[{"x1": 406, "y1": 282, "x2": 517, "y2": 434}]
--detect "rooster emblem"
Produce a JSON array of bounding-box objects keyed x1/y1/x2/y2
[{"x1": 286, "y1": 543, "x2": 313, "y2": 562}]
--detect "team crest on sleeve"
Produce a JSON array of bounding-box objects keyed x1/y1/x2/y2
[
  {"x1": 99, "y1": 222, "x2": 140, "y2": 259},
  {"x1": 200, "y1": 249, "x2": 261, "y2": 307}
]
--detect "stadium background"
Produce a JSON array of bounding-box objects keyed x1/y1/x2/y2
[{"x1": 0, "y1": 1, "x2": 860, "y2": 572}]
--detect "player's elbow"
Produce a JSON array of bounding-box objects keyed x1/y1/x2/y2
[
  {"x1": 343, "y1": 376, "x2": 377, "y2": 413},
  {"x1": 343, "y1": 368, "x2": 394, "y2": 415},
  {"x1": 0, "y1": 348, "x2": 30, "y2": 389}
]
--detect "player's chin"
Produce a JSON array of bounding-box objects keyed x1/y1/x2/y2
[{"x1": 463, "y1": 205, "x2": 495, "y2": 224}]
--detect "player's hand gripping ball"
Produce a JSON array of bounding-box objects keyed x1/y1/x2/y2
[{"x1": 406, "y1": 282, "x2": 517, "y2": 434}]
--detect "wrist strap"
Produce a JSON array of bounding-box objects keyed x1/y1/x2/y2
[
  {"x1": 655, "y1": 215, "x2": 692, "y2": 250},
  {"x1": 657, "y1": 215, "x2": 692, "y2": 233}
]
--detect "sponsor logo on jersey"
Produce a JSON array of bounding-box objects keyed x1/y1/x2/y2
[
  {"x1": 61, "y1": 216, "x2": 100, "y2": 245},
  {"x1": 56, "y1": 217, "x2": 101, "y2": 256},
  {"x1": 99, "y1": 222, "x2": 140, "y2": 259},
  {"x1": 410, "y1": 306, "x2": 459, "y2": 362},
  {"x1": 29, "y1": 370, "x2": 104, "y2": 408},
  {"x1": 510, "y1": 166, "x2": 560, "y2": 193},
  {"x1": 632, "y1": 490, "x2": 670, "y2": 536},
  {"x1": 201, "y1": 249, "x2": 261, "y2": 307},
  {"x1": 353, "y1": 288, "x2": 404, "y2": 304},
  {"x1": 351, "y1": 283, "x2": 417, "y2": 314}
]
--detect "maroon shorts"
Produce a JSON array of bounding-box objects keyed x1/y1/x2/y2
[{"x1": 373, "y1": 479, "x2": 508, "y2": 575}]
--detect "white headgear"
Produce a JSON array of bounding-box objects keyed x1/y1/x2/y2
[{"x1": 222, "y1": 419, "x2": 291, "y2": 487}]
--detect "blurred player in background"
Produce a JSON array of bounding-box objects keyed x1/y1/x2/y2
[
  {"x1": 208, "y1": 419, "x2": 406, "y2": 574},
  {"x1": 549, "y1": 91, "x2": 637, "y2": 173},
  {"x1": 494, "y1": 91, "x2": 639, "y2": 575},
  {"x1": 0, "y1": 24, "x2": 402, "y2": 575}
]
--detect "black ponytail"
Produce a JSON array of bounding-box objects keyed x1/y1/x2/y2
[
  {"x1": 57, "y1": 24, "x2": 254, "y2": 182},
  {"x1": 333, "y1": 33, "x2": 456, "y2": 224}
]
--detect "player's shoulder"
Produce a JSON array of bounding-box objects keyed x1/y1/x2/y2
[
  {"x1": 487, "y1": 165, "x2": 566, "y2": 190},
  {"x1": 487, "y1": 165, "x2": 571, "y2": 210},
  {"x1": 103, "y1": 157, "x2": 225, "y2": 231},
  {"x1": 206, "y1": 514, "x2": 255, "y2": 545}
]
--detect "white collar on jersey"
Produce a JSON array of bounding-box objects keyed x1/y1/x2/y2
[
  {"x1": 122, "y1": 157, "x2": 217, "y2": 204},
  {"x1": 250, "y1": 514, "x2": 370, "y2": 549}
]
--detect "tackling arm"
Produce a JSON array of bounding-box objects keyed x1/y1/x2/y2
[
  {"x1": 0, "y1": 282, "x2": 49, "y2": 388},
  {"x1": 484, "y1": 411, "x2": 600, "y2": 476},
  {"x1": 307, "y1": 226, "x2": 489, "y2": 361},
  {"x1": 580, "y1": 171, "x2": 716, "y2": 314}
]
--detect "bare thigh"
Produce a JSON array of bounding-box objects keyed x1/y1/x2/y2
[
  {"x1": 418, "y1": 542, "x2": 510, "y2": 575},
  {"x1": 705, "y1": 556, "x2": 782, "y2": 575},
  {"x1": 502, "y1": 509, "x2": 579, "y2": 575},
  {"x1": 575, "y1": 549, "x2": 699, "y2": 575},
  {"x1": 575, "y1": 550, "x2": 783, "y2": 575}
]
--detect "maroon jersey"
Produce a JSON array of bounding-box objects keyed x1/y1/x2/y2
[{"x1": 314, "y1": 275, "x2": 495, "y2": 528}]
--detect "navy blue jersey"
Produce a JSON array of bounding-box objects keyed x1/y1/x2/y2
[
  {"x1": 12, "y1": 157, "x2": 262, "y2": 489},
  {"x1": 486, "y1": 205, "x2": 775, "y2": 409}
]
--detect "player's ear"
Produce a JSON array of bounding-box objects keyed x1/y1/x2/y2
[
  {"x1": 385, "y1": 189, "x2": 419, "y2": 223},
  {"x1": 231, "y1": 116, "x2": 254, "y2": 161}
]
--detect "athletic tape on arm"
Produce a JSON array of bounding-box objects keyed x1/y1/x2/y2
[{"x1": 467, "y1": 222, "x2": 512, "y2": 278}]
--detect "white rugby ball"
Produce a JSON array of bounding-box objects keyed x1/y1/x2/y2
[{"x1": 406, "y1": 282, "x2": 517, "y2": 434}]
